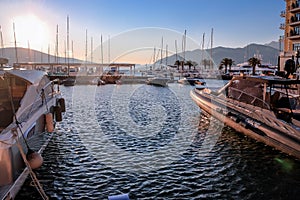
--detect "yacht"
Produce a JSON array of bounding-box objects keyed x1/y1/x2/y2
[
  {"x1": 178, "y1": 77, "x2": 206, "y2": 86},
  {"x1": 190, "y1": 75, "x2": 300, "y2": 159},
  {"x1": 146, "y1": 77, "x2": 170, "y2": 87},
  {"x1": 0, "y1": 70, "x2": 65, "y2": 199}
]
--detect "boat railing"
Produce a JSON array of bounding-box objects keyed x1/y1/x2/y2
[
  {"x1": 228, "y1": 87, "x2": 270, "y2": 110},
  {"x1": 17, "y1": 79, "x2": 60, "y2": 123}
]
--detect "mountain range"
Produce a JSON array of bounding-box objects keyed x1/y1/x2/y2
[
  {"x1": 157, "y1": 42, "x2": 280, "y2": 67},
  {"x1": 1, "y1": 41, "x2": 280, "y2": 67}
]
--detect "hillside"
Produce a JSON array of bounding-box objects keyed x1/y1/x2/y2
[
  {"x1": 1, "y1": 43, "x2": 280, "y2": 67},
  {"x1": 0, "y1": 47, "x2": 82, "y2": 65},
  {"x1": 157, "y1": 43, "x2": 280, "y2": 67}
]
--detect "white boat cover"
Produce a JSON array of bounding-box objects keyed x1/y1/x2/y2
[{"x1": 6, "y1": 70, "x2": 46, "y2": 85}]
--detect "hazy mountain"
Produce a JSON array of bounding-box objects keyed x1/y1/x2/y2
[
  {"x1": 1, "y1": 43, "x2": 280, "y2": 67},
  {"x1": 157, "y1": 43, "x2": 280, "y2": 67},
  {"x1": 264, "y1": 41, "x2": 280, "y2": 50},
  {"x1": 0, "y1": 47, "x2": 83, "y2": 65}
]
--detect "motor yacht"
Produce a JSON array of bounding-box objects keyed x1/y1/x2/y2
[
  {"x1": 146, "y1": 77, "x2": 170, "y2": 87},
  {"x1": 0, "y1": 70, "x2": 65, "y2": 199},
  {"x1": 190, "y1": 75, "x2": 300, "y2": 159}
]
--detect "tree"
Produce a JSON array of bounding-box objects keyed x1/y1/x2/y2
[
  {"x1": 185, "y1": 60, "x2": 193, "y2": 71},
  {"x1": 219, "y1": 58, "x2": 234, "y2": 74},
  {"x1": 201, "y1": 59, "x2": 210, "y2": 69},
  {"x1": 192, "y1": 61, "x2": 198, "y2": 70},
  {"x1": 248, "y1": 57, "x2": 261, "y2": 75},
  {"x1": 174, "y1": 60, "x2": 180, "y2": 70}
]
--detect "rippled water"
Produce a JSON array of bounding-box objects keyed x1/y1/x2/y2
[{"x1": 16, "y1": 81, "x2": 300, "y2": 200}]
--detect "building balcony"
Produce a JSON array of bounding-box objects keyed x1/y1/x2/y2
[
  {"x1": 288, "y1": 33, "x2": 300, "y2": 40},
  {"x1": 290, "y1": 3, "x2": 300, "y2": 13},
  {"x1": 281, "y1": 10, "x2": 286, "y2": 17},
  {"x1": 280, "y1": 23, "x2": 285, "y2": 30},
  {"x1": 290, "y1": 20, "x2": 300, "y2": 26}
]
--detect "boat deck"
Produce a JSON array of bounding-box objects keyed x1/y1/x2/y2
[{"x1": 0, "y1": 131, "x2": 53, "y2": 200}]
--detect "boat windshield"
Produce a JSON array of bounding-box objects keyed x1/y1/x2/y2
[
  {"x1": 225, "y1": 76, "x2": 300, "y2": 122},
  {"x1": 0, "y1": 75, "x2": 28, "y2": 130},
  {"x1": 227, "y1": 79, "x2": 268, "y2": 109}
]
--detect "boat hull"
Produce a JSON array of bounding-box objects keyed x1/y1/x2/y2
[
  {"x1": 190, "y1": 89, "x2": 300, "y2": 159},
  {"x1": 0, "y1": 70, "x2": 65, "y2": 199},
  {"x1": 146, "y1": 77, "x2": 170, "y2": 87}
]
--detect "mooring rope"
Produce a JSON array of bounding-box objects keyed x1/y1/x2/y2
[{"x1": 13, "y1": 129, "x2": 49, "y2": 200}]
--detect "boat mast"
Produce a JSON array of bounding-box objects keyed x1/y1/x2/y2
[
  {"x1": 210, "y1": 28, "x2": 213, "y2": 68},
  {"x1": 166, "y1": 44, "x2": 168, "y2": 65},
  {"x1": 85, "y1": 29, "x2": 87, "y2": 69},
  {"x1": 67, "y1": 15, "x2": 70, "y2": 75},
  {"x1": 72, "y1": 40, "x2": 74, "y2": 63},
  {"x1": 201, "y1": 33, "x2": 205, "y2": 70},
  {"x1": 175, "y1": 40, "x2": 178, "y2": 61},
  {"x1": 182, "y1": 30, "x2": 186, "y2": 63},
  {"x1": 27, "y1": 41, "x2": 31, "y2": 62},
  {"x1": 0, "y1": 25, "x2": 4, "y2": 57},
  {"x1": 64, "y1": 41, "x2": 66, "y2": 64},
  {"x1": 181, "y1": 30, "x2": 187, "y2": 71},
  {"x1": 160, "y1": 36, "x2": 163, "y2": 65},
  {"x1": 91, "y1": 37, "x2": 93, "y2": 63},
  {"x1": 100, "y1": 34, "x2": 103, "y2": 64},
  {"x1": 153, "y1": 47, "x2": 156, "y2": 69},
  {"x1": 13, "y1": 23, "x2": 18, "y2": 64},
  {"x1": 48, "y1": 44, "x2": 50, "y2": 63},
  {"x1": 40, "y1": 47, "x2": 43, "y2": 63},
  {"x1": 55, "y1": 24, "x2": 59, "y2": 63},
  {"x1": 108, "y1": 35, "x2": 110, "y2": 63}
]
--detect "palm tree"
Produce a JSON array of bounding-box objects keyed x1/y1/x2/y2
[
  {"x1": 219, "y1": 58, "x2": 234, "y2": 74},
  {"x1": 185, "y1": 60, "x2": 193, "y2": 71},
  {"x1": 248, "y1": 57, "x2": 261, "y2": 75},
  {"x1": 192, "y1": 61, "x2": 198, "y2": 70},
  {"x1": 201, "y1": 59, "x2": 210, "y2": 69},
  {"x1": 174, "y1": 60, "x2": 180, "y2": 70}
]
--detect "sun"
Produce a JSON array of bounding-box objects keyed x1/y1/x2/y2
[{"x1": 13, "y1": 14, "x2": 50, "y2": 51}]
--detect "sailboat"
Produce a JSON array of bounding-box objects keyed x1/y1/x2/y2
[{"x1": 63, "y1": 16, "x2": 76, "y2": 86}]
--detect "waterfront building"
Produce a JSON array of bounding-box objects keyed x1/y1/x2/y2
[{"x1": 280, "y1": 0, "x2": 300, "y2": 70}]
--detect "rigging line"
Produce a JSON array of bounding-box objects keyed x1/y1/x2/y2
[
  {"x1": 41, "y1": 89, "x2": 49, "y2": 111},
  {"x1": 14, "y1": 130, "x2": 49, "y2": 200},
  {"x1": 4, "y1": 73, "x2": 31, "y2": 149}
]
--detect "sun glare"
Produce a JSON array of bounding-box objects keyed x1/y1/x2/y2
[{"x1": 13, "y1": 14, "x2": 49, "y2": 50}]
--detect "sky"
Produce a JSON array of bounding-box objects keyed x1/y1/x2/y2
[{"x1": 0, "y1": 0, "x2": 285, "y2": 64}]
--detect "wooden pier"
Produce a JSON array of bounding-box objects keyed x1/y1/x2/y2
[{"x1": 13, "y1": 62, "x2": 136, "y2": 75}]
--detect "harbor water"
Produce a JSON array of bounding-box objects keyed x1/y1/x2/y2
[{"x1": 16, "y1": 80, "x2": 300, "y2": 199}]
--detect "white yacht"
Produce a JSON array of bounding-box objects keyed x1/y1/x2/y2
[
  {"x1": 178, "y1": 77, "x2": 206, "y2": 86},
  {"x1": 190, "y1": 75, "x2": 300, "y2": 159},
  {"x1": 146, "y1": 77, "x2": 170, "y2": 87},
  {"x1": 0, "y1": 70, "x2": 65, "y2": 199}
]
